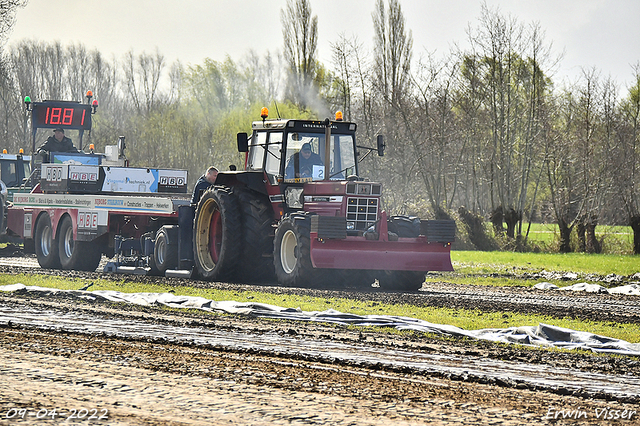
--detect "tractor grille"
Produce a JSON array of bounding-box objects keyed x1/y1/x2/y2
[{"x1": 347, "y1": 197, "x2": 378, "y2": 231}]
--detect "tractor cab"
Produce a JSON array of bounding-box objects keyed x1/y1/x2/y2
[
  {"x1": 241, "y1": 113, "x2": 360, "y2": 184},
  {"x1": 237, "y1": 109, "x2": 385, "y2": 221},
  {"x1": 0, "y1": 151, "x2": 31, "y2": 201}
]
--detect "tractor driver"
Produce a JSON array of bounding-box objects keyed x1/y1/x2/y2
[
  {"x1": 37, "y1": 128, "x2": 79, "y2": 158},
  {"x1": 191, "y1": 166, "x2": 218, "y2": 205},
  {"x1": 285, "y1": 142, "x2": 323, "y2": 179}
]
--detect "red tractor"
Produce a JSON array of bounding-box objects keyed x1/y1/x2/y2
[{"x1": 189, "y1": 110, "x2": 454, "y2": 290}]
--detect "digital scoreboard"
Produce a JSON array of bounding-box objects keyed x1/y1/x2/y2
[{"x1": 31, "y1": 101, "x2": 92, "y2": 131}]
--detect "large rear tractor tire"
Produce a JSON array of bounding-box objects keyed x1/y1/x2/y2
[
  {"x1": 58, "y1": 215, "x2": 102, "y2": 271},
  {"x1": 377, "y1": 270, "x2": 426, "y2": 292},
  {"x1": 237, "y1": 188, "x2": 275, "y2": 283},
  {"x1": 35, "y1": 213, "x2": 60, "y2": 269},
  {"x1": 193, "y1": 187, "x2": 242, "y2": 281},
  {"x1": 274, "y1": 213, "x2": 321, "y2": 288},
  {"x1": 154, "y1": 227, "x2": 178, "y2": 274}
]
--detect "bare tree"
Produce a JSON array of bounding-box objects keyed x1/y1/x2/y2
[
  {"x1": 0, "y1": 0, "x2": 27, "y2": 47},
  {"x1": 281, "y1": 0, "x2": 318, "y2": 109},
  {"x1": 242, "y1": 49, "x2": 282, "y2": 104},
  {"x1": 330, "y1": 34, "x2": 373, "y2": 136},
  {"x1": 42, "y1": 41, "x2": 66, "y2": 100},
  {"x1": 545, "y1": 92, "x2": 579, "y2": 253},
  {"x1": 577, "y1": 74, "x2": 617, "y2": 253},
  {"x1": 371, "y1": 0, "x2": 415, "y2": 213},
  {"x1": 0, "y1": 0, "x2": 27, "y2": 145},
  {"x1": 0, "y1": 55, "x2": 18, "y2": 149},
  {"x1": 612, "y1": 64, "x2": 640, "y2": 253},
  {"x1": 331, "y1": 34, "x2": 353, "y2": 120},
  {"x1": 123, "y1": 49, "x2": 167, "y2": 115},
  {"x1": 372, "y1": 0, "x2": 412, "y2": 111},
  {"x1": 455, "y1": 48, "x2": 491, "y2": 216},
  {"x1": 407, "y1": 52, "x2": 460, "y2": 216},
  {"x1": 544, "y1": 70, "x2": 610, "y2": 253},
  {"x1": 85, "y1": 51, "x2": 124, "y2": 150},
  {"x1": 67, "y1": 43, "x2": 91, "y2": 101},
  {"x1": 463, "y1": 4, "x2": 553, "y2": 240}
]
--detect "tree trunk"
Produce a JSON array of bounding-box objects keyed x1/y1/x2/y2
[
  {"x1": 576, "y1": 218, "x2": 586, "y2": 253},
  {"x1": 503, "y1": 208, "x2": 521, "y2": 239},
  {"x1": 558, "y1": 218, "x2": 572, "y2": 253},
  {"x1": 434, "y1": 205, "x2": 453, "y2": 221},
  {"x1": 490, "y1": 206, "x2": 504, "y2": 236},
  {"x1": 631, "y1": 215, "x2": 640, "y2": 255},
  {"x1": 585, "y1": 215, "x2": 601, "y2": 254}
]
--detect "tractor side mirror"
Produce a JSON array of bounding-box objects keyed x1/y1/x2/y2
[
  {"x1": 237, "y1": 133, "x2": 249, "y2": 152},
  {"x1": 376, "y1": 135, "x2": 385, "y2": 156}
]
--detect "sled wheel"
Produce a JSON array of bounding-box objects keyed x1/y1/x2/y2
[
  {"x1": 58, "y1": 215, "x2": 101, "y2": 271},
  {"x1": 35, "y1": 213, "x2": 60, "y2": 269},
  {"x1": 154, "y1": 227, "x2": 178, "y2": 274}
]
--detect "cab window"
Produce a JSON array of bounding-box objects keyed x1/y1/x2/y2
[
  {"x1": 0, "y1": 161, "x2": 18, "y2": 186},
  {"x1": 247, "y1": 132, "x2": 267, "y2": 171},
  {"x1": 265, "y1": 132, "x2": 283, "y2": 176}
]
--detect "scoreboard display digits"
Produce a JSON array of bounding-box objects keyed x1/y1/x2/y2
[{"x1": 32, "y1": 102, "x2": 92, "y2": 130}]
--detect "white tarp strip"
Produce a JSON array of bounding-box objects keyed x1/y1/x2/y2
[
  {"x1": 534, "y1": 282, "x2": 640, "y2": 295},
  {"x1": 2, "y1": 283, "x2": 640, "y2": 356}
]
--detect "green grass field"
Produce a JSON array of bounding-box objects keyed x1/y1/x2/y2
[
  {"x1": 451, "y1": 250, "x2": 640, "y2": 276},
  {"x1": 520, "y1": 223, "x2": 634, "y2": 254}
]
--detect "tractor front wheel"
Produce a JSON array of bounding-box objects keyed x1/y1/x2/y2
[{"x1": 274, "y1": 213, "x2": 319, "y2": 287}]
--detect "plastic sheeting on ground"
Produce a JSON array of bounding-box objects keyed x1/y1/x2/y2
[
  {"x1": 2, "y1": 283, "x2": 640, "y2": 357},
  {"x1": 534, "y1": 282, "x2": 640, "y2": 295}
]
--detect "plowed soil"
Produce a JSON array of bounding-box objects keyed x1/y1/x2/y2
[{"x1": 1, "y1": 260, "x2": 640, "y2": 425}]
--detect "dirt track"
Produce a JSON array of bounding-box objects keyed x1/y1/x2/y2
[{"x1": 1, "y1": 261, "x2": 640, "y2": 424}]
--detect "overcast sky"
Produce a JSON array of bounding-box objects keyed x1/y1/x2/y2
[{"x1": 6, "y1": 0, "x2": 640, "y2": 89}]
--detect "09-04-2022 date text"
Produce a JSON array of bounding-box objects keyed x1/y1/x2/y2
[{"x1": 3, "y1": 407, "x2": 108, "y2": 421}]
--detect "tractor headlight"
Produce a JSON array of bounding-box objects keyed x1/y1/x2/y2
[
  {"x1": 346, "y1": 221, "x2": 355, "y2": 231},
  {"x1": 285, "y1": 187, "x2": 304, "y2": 209}
]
